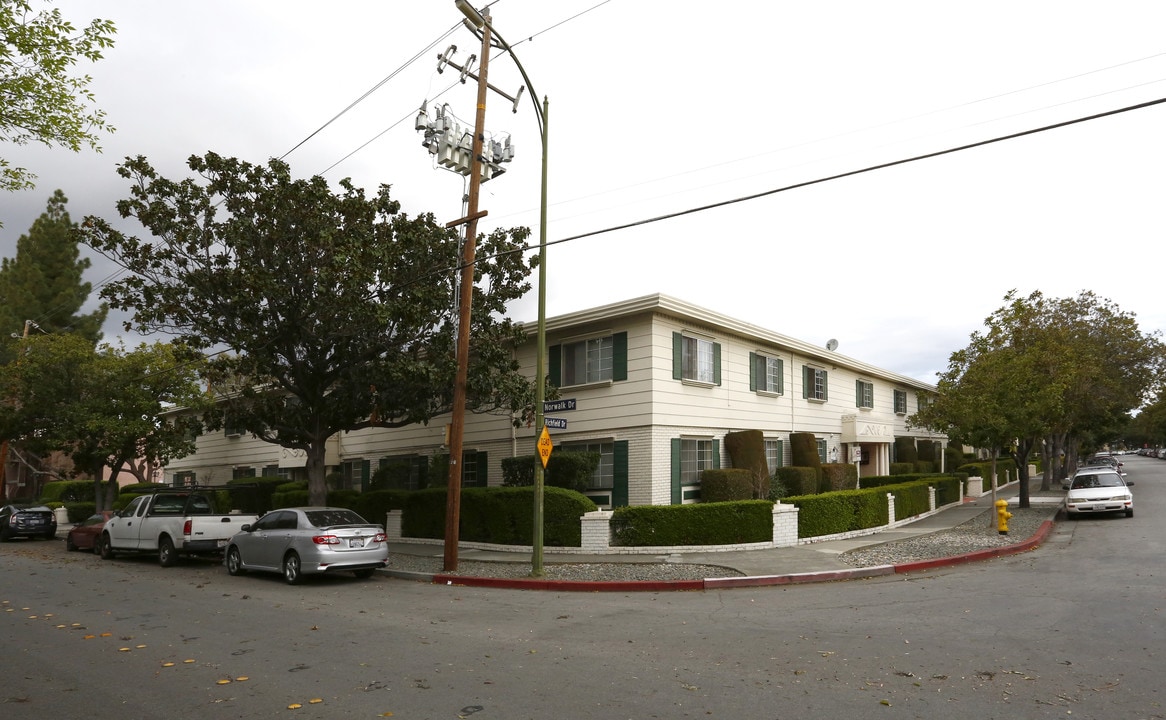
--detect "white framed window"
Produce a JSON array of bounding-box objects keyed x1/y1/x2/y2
[
  {"x1": 817, "y1": 438, "x2": 828, "y2": 464},
  {"x1": 561, "y1": 336, "x2": 613, "y2": 386},
  {"x1": 765, "y1": 439, "x2": 784, "y2": 472},
  {"x1": 562, "y1": 441, "x2": 614, "y2": 490},
  {"x1": 750, "y1": 353, "x2": 784, "y2": 394},
  {"x1": 856, "y1": 380, "x2": 874, "y2": 409},
  {"x1": 680, "y1": 438, "x2": 714, "y2": 486},
  {"x1": 894, "y1": 389, "x2": 908, "y2": 414},
  {"x1": 684, "y1": 336, "x2": 715, "y2": 383},
  {"x1": 803, "y1": 366, "x2": 828, "y2": 401}
]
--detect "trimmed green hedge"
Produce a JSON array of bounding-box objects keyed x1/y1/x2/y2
[
  {"x1": 400, "y1": 486, "x2": 596, "y2": 547},
  {"x1": 41, "y1": 480, "x2": 95, "y2": 503},
  {"x1": 785, "y1": 490, "x2": 888, "y2": 537},
  {"x1": 611, "y1": 500, "x2": 773, "y2": 547},
  {"x1": 700, "y1": 469, "x2": 757, "y2": 502},
  {"x1": 775, "y1": 466, "x2": 818, "y2": 496}
]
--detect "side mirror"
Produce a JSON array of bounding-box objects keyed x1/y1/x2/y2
[
  {"x1": 240, "y1": 523, "x2": 252, "y2": 532},
  {"x1": 1126, "y1": 481, "x2": 1135, "y2": 487}
]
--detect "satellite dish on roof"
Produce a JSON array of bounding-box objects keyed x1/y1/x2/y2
[{"x1": 826, "y1": 339, "x2": 838, "y2": 351}]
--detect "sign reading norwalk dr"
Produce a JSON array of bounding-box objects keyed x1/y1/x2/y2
[
  {"x1": 537, "y1": 425, "x2": 553, "y2": 468},
  {"x1": 543, "y1": 398, "x2": 577, "y2": 412}
]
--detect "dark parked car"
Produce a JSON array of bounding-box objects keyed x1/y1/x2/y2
[
  {"x1": 0, "y1": 504, "x2": 58, "y2": 541},
  {"x1": 66, "y1": 511, "x2": 113, "y2": 552}
]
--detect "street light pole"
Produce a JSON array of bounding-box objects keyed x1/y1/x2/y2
[
  {"x1": 443, "y1": 6, "x2": 492, "y2": 573},
  {"x1": 455, "y1": 1, "x2": 550, "y2": 576}
]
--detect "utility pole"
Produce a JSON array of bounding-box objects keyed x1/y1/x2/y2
[
  {"x1": 442, "y1": 8, "x2": 493, "y2": 573},
  {"x1": 0, "y1": 320, "x2": 32, "y2": 501}
]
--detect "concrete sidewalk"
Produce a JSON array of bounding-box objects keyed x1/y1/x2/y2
[{"x1": 384, "y1": 484, "x2": 1064, "y2": 591}]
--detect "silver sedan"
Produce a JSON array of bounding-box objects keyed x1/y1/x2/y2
[{"x1": 225, "y1": 507, "x2": 389, "y2": 584}]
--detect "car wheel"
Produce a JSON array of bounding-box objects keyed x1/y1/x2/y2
[
  {"x1": 226, "y1": 546, "x2": 245, "y2": 576},
  {"x1": 158, "y1": 536, "x2": 177, "y2": 567},
  {"x1": 1125, "y1": 508, "x2": 1134, "y2": 518},
  {"x1": 66, "y1": 534, "x2": 77, "y2": 552},
  {"x1": 353, "y1": 568, "x2": 375, "y2": 579},
  {"x1": 283, "y1": 552, "x2": 302, "y2": 585},
  {"x1": 44, "y1": 531, "x2": 56, "y2": 541},
  {"x1": 0, "y1": 527, "x2": 11, "y2": 542},
  {"x1": 99, "y1": 534, "x2": 115, "y2": 560}
]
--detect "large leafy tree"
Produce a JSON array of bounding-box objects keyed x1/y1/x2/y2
[
  {"x1": 0, "y1": 0, "x2": 116, "y2": 193},
  {"x1": 81, "y1": 152, "x2": 537, "y2": 505},
  {"x1": 0, "y1": 335, "x2": 207, "y2": 508},
  {"x1": 0, "y1": 189, "x2": 107, "y2": 362},
  {"x1": 912, "y1": 290, "x2": 1163, "y2": 507}
]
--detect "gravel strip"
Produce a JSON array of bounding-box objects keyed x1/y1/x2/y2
[
  {"x1": 838, "y1": 506, "x2": 1057, "y2": 568},
  {"x1": 386, "y1": 505, "x2": 1060, "y2": 582}
]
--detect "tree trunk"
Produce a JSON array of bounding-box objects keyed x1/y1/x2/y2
[{"x1": 305, "y1": 441, "x2": 329, "y2": 506}]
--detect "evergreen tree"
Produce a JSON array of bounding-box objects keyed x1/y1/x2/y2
[{"x1": 0, "y1": 189, "x2": 107, "y2": 362}]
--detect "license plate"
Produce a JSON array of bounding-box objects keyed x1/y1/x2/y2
[{"x1": 349, "y1": 538, "x2": 364, "y2": 548}]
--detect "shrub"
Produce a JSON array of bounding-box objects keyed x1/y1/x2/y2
[
  {"x1": 501, "y1": 452, "x2": 600, "y2": 493},
  {"x1": 789, "y1": 433, "x2": 821, "y2": 468},
  {"x1": 65, "y1": 502, "x2": 96, "y2": 523},
  {"x1": 700, "y1": 469, "x2": 756, "y2": 502},
  {"x1": 775, "y1": 466, "x2": 818, "y2": 496},
  {"x1": 889, "y1": 462, "x2": 914, "y2": 475},
  {"x1": 820, "y1": 463, "x2": 857, "y2": 492},
  {"x1": 227, "y1": 476, "x2": 287, "y2": 514},
  {"x1": 611, "y1": 500, "x2": 772, "y2": 547},
  {"x1": 41, "y1": 480, "x2": 95, "y2": 503},
  {"x1": 400, "y1": 486, "x2": 595, "y2": 546},
  {"x1": 723, "y1": 430, "x2": 769, "y2": 498},
  {"x1": 894, "y1": 437, "x2": 918, "y2": 464}
]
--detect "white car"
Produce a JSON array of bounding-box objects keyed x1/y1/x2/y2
[
  {"x1": 225, "y1": 507, "x2": 389, "y2": 584},
  {"x1": 1063, "y1": 467, "x2": 1134, "y2": 518}
]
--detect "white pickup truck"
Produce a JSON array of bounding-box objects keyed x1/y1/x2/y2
[{"x1": 99, "y1": 489, "x2": 259, "y2": 567}]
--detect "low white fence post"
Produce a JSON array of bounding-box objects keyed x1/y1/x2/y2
[
  {"x1": 580, "y1": 510, "x2": 613, "y2": 552},
  {"x1": 928, "y1": 485, "x2": 937, "y2": 512},
  {"x1": 384, "y1": 509, "x2": 403, "y2": 541},
  {"x1": 771, "y1": 502, "x2": 799, "y2": 547},
  {"x1": 886, "y1": 492, "x2": 896, "y2": 528}
]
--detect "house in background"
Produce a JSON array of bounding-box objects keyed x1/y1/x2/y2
[{"x1": 163, "y1": 294, "x2": 946, "y2": 507}]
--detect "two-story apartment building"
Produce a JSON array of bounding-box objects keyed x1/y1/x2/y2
[{"x1": 163, "y1": 294, "x2": 946, "y2": 507}]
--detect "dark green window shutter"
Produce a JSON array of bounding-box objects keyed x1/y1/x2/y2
[
  {"x1": 612, "y1": 332, "x2": 628, "y2": 382},
  {"x1": 362, "y1": 459, "x2": 371, "y2": 491},
  {"x1": 822, "y1": 370, "x2": 828, "y2": 401},
  {"x1": 548, "y1": 344, "x2": 561, "y2": 387},
  {"x1": 776, "y1": 358, "x2": 784, "y2": 394},
  {"x1": 612, "y1": 440, "x2": 629, "y2": 507},
  {"x1": 670, "y1": 438, "x2": 682, "y2": 504},
  {"x1": 477, "y1": 451, "x2": 488, "y2": 487},
  {"x1": 713, "y1": 342, "x2": 721, "y2": 386},
  {"x1": 748, "y1": 352, "x2": 757, "y2": 391},
  {"x1": 712, "y1": 440, "x2": 720, "y2": 469},
  {"x1": 856, "y1": 379, "x2": 862, "y2": 406},
  {"x1": 672, "y1": 332, "x2": 683, "y2": 380},
  {"x1": 802, "y1": 365, "x2": 811, "y2": 398}
]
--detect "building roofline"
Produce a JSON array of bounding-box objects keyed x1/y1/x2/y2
[{"x1": 522, "y1": 293, "x2": 936, "y2": 391}]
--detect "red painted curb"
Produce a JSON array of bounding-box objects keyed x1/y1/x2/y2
[
  {"x1": 893, "y1": 520, "x2": 1054, "y2": 575},
  {"x1": 705, "y1": 565, "x2": 896, "y2": 589},
  {"x1": 433, "y1": 575, "x2": 706, "y2": 592},
  {"x1": 412, "y1": 520, "x2": 1057, "y2": 592}
]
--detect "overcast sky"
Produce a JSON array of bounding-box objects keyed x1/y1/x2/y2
[{"x1": 2, "y1": 1, "x2": 1164, "y2": 384}]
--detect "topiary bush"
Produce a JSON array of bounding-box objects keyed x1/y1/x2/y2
[
  {"x1": 775, "y1": 466, "x2": 818, "y2": 496},
  {"x1": 700, "y1": 468, "x2": 756, "y2": 502},
  {"x1": 610, "y1": 500, "x2": 773, "y2": 547}
]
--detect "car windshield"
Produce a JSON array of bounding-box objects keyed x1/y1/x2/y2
[
  {"x1": 1071, "y1": 473, "x2": 1125, "y2": 489},
  {"x1": 304, "y1": 509, "x2": 369, "y2": 527}
]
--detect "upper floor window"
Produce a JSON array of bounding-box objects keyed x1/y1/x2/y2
[
  {"x1": 562, "y1": 336, "x2": 612, "y2": 386},
  {"x1": 894, "y1": 389, "x2": 908, "y2": 414},
  {"x1": 802, "y1": 366, "x2": 828, "y2": 401},
  {"x1": 856, "y1": 380, "x2": 874, "y2": 409},
  {"x1": 750, "y1": 353, "x2": 784, "y2": 394},
  {"x1": 550, "y1": 332, "x2": 627, "y2": 387},
  {"x1": 672, "y1": 332, "x2": 720, "y2": 385}
]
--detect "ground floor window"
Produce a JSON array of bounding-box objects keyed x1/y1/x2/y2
[
  {"x1": 681, "y1": 438, "x2": 714, "y2": 486},
  {"x1": 765, "y1": 439, "x2": 784, "y2": 473},
  {"x1": 817, "y1": 438, "x2": 828, "y2": 464},
  {"x1": 561, "y1": 441, "x2": 614, "y2": 490}
]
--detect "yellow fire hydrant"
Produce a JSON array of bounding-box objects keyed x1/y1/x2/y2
[{"x1": 995, "y1": 498, "x2": 1012, "y2": 535}]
